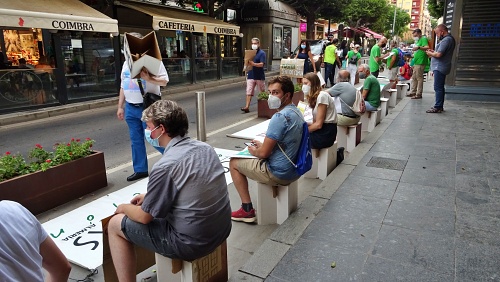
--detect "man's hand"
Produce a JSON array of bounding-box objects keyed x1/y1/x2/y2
[
  {"x1": 247, "y1": 140, "x2": 262, "y2": 155},
  {"x1": 248, "y1": 61, "x2": 255, "y2": 66},
  {"x1": 130, "y1": 194, "x2": 146, "y2": 206},
  {"x1": 117, "y1": 108, "x2": 124, "y2": 121},
  {"x1": 115, "y1": 203, "x2": 128, "y2": 214},
  {"x1": 140, "y1": 68, "x2": 151, "y2": 81},
  {"x1": 412, "y1": 45, "x2": 419, "y2": 51}
]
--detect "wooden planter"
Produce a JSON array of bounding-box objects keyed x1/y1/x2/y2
[
  {"x1": 0, "y1": 151, "x2": 107, "y2": 215},
  {"x1": 293, "y1": 90, "x2": 305, "y2": 105}
]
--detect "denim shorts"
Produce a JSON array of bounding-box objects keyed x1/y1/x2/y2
[{"x1": 121, "y1": 215, "x2": 178, "y2": 258}]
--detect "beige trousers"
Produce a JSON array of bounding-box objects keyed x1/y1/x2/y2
[{"x1": 409, "y1": 64, "x2": 425, "y2": 97}]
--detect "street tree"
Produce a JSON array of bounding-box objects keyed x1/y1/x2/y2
[
  {"x1": 160, "y1": 0, "x2": 241, "y2": 18},
  {"x1": 341, "y1": 0, "x2": 388, "y2": 28},
  {"x1": 371, "y1": 5, "x2": 411, "y2": 38},
  {"x1": 427, "y1": 0, "x2": 445, "y2": 19}
]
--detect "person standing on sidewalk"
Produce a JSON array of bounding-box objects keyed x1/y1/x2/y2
[
  {"x1": 323, "y1": 38, "x2": 341, "y2": 87},
  {"x1": 295, "y1": 40, "x2": 317, "y2": 84},
  {"x1": 108, "y1": 100, "x2": 231, "y2": 282},
  {"x1": 230, "y1": 76, "x2": 303, "y2": 223},
  {"x1": 346, "y1": 44, "x2": 361, "y2": 85},
  {"x1": 425, "y1": 24, "x2": 456, "y2": 113},
  {"x1": 117, "y1": 32, "x2": 169, "y2": 182},
  {"x1": 407, "y1": 29, "x2": 429, "y2": 99},
  {"x1": 241, "y1": 38, "x2": 266, "y2": 113},
  {"x1": 386, "y1": 41, "x2": 400, "y2": 88},
  {"x1": 369, "y1": 37, "x2": 388, "y2": 78}
]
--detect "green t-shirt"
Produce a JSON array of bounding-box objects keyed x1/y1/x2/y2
[
  {"x1": 324, "y1": 44, "x2": 337, "y2": 64},
  {"x1": 347, "y1": 50, "x2": 361, "y2": 64},
  {"x1": 369, "y1": 45, "x2": 381, "y2": 72},
  {"x1": 387, "y1": 48, "x2": 399, "y2": 69},
  {"x1": 413, "y1": 36, "x2": 429, "y2": 65},
  {"x1": 363, "y1": 74, "x2": 381, "y2": 108}
]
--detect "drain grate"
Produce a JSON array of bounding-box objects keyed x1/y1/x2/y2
[{"x1": 366, "y1": 157, "x2": 407, "y2": 171}]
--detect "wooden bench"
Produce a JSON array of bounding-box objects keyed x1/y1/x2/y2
[
  {"x1": 304, "y1": 141, "x2": 337, "y2": 180},
  {"x1": 248, "y1": 179, "x2": 298, "y2": 225},
  {"x1": 360, "y1": 110, "x2": 378, "y2": 132},
  {"x1": 155, "y1": 241, "x2": 228, "y2": 282},
  {"x1": 337, "y1": 122, "x2": 361, "y2": 153}
]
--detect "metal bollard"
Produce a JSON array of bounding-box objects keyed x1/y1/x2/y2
[{"x1": 195, "y1": 91, "x2": 206, "y2": 141}]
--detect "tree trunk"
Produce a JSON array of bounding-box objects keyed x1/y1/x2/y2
[{"x1": 306, "y1": 13, "x2": 315, "y2": 39}]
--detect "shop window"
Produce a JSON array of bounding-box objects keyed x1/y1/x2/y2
[
  {"x1": 283, "y1": 27, "x2": 292, "y2": 58},
  {"x1": 194, "y1": 33, "x2": 217, "y2": 82},
  {"x1": 273, "y1": 26, "x2": 283, "y2": 59},
  {"x1": 157, "y1": 30, "x2": 192, "y2": 86},
  {"x1": 221, "y1": 35, "x2": 240, "y2": 79}
]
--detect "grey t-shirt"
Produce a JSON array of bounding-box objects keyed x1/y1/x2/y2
[
  {"x1": 141, "y1": 136, "x2": 231, "y2": 261},
  {"x1": 325, "y1": 82, "x2": 357, "y2": 117},
  {"x1": 430, "y1": 34, "x2": 456, "y2": 75}
]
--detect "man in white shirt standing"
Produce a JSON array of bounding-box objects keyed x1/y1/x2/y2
[{"x1": 116, "y1": 32, "x2": 169, "y2": 182}]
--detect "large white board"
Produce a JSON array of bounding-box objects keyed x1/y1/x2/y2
[
  {"x1": 226, "y1": 119, "x2": 270, "y2": 140},
  {"x1": 41, "y1": 148, "x2": 238, "y2": 270}
]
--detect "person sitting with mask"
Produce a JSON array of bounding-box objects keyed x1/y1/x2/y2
[
  {"x1": 358, "y1": 63, "x2": 380, "y2": 111},
  {"x1": 302, "y1": 72, "x2": 337, "y2": 149},
  {"x1": 326, "y1": 70, "x2": 360, "y2": 126},
  {"x1": 229, "y1": 76, "x2": 304, "y2": 223}
]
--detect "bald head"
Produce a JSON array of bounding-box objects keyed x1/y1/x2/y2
[
  {"x1": 378, "y1": 37, "x2": 388, "y2": 46},
  {"x1": 338, "y1": 70, "x2": 350, "y2": 82}
]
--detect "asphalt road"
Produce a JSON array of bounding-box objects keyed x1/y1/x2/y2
[{"x1": 0, "y1": 82, "x2": 259, "y2": 170}]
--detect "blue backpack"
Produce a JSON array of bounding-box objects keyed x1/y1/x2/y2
[
  {"x1": 397, "y1": 49, "x2": 405, "y2": 67},
  {"x1": 278, "y1": 121, "x2": 313, "y2": 176}
]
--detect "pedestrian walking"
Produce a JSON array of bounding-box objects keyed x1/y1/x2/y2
[
  {"x1": 323, "y1": 38, "x2": 341, "y2": 87},
  {"x1": 241, "y1": 37, "x2": 266, "y2": 113},
  {"x1": 116, "y1": 32, "x2": 169, "y2": 182},
  {"x1": 425, "y1": 24, "x2": 456, "y2": 113},
  {"x1": 346, "y1": 45, "x2": 361, "y2": 85},
  {"x1": 295, "y1": 40, "x2": 317, "y2": 84},
  {"x1": 407, "y1": 29, "x2": 429, "y2": 99},
  {"x1": 369, "y1": 37, "x2": 388, "y2": 78}
]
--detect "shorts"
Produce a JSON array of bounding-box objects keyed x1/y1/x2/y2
[
  {"x1": 389, "y1": 67, "x2": 399, "y2": 80},
  {"x1": 236, "y1": 158, "x2": 292, "y2": 186},
  {"x1": 121, "y1": 215, "x2": 178, "y2": 259},
  {"x1": 246, "y1": 79, "x2": 265, "y2": 96}
]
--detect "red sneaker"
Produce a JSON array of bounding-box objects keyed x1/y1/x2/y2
[{"x1": 231, "y1": 207, "x2": 256, "y2": 223}]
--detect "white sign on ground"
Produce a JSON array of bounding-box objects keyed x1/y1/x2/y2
[
  {"x1": 41, "y1": 148, "x2": 238, "y2": 270},
  {"x1": 226, "y1": 119, "x2": 270, "y2": 140}
]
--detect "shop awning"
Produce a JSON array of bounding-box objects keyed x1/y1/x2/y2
[
  {"x1": 358, "y1": 27, "x2": 383, "y2": 39},
  {"x1": 115, "y1": 1, "x2": 240, "y2": 36},
  {"x1": 0, "y1": 0, "x2": 118, "y2": 33}
]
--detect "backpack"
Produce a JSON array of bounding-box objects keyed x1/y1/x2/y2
[
  {"x1": 278, "y1": 121, "x2": 313, "y2": 176},
  {"x1": 397, "y1": 49, "x2": 405, "y2": 67},
  {"x1": 407, "y1": 65, "x2": 413, "y2": 77},
  {"x1": 348, "y1": 52, "x2": 359, "y2": 65},
  {"x1": 350, "y1": 88, "x2": 366, "y2": 116}
]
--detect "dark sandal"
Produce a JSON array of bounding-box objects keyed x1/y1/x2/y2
[
  {"x1": 240, "y1": 107, "x2": 250, "y2": 113},
  {"x1": 426, "y1": 107, "x2": 442, "y2": 113}
]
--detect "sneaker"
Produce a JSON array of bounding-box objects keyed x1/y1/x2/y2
[{"x1": 231, "y1": 207, "x2": 256, "y2": 223}]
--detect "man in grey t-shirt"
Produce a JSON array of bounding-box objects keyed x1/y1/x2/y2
[
  {"x1": 325, "y1": 70, "x2": 360, "y2": 126},
  {"x1": 108, "y1": 100, "x2": 231, "y2": 281}
]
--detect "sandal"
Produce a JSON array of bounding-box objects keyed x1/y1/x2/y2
[
  {"x1": 426, "y1": 107, "x2": 442, "y2": 113},
  {"x1": 240, "y1": 107, "x2": 250, "y2": 113},
  {"x1": 411, "y1": 96, "x2": 422, "y2": 99}
]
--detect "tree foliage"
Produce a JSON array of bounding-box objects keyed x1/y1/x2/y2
[
  {"x1": 427, "y1": 0, "x2": 444, "y2": 19},
  {"x1": 160, "y1": 0, "x2": 240, "y2": 18},
  {"x1": 371, "y1": 5, "x2": 411, "y2": 38},
  {"x1": 341, "y1": 0, "x2": 388, "y2": 28}
]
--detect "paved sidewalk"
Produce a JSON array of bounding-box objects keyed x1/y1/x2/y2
[{"x1": 235, "y1": 83, "x2": 500, "y2": 281}]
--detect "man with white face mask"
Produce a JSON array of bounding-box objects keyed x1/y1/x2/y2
[
  {"x1": 241, "y1": 37, "x2": 266, "y2": 113},
  {"x1": 407, "y1": 28, "x2": 429, "y2": 99},
  {"x1": 230, "y1": 76, "x2": 304, "y2": 223}
]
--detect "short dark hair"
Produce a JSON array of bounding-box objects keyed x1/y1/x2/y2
[
  {"x1": 142, "y1": 100, "x2": 189, "y2": 138},
  {"x1": 332, "y1": 38, "x2": 339, "y2": 44},
  {"x1": 268, "y1": 76, "x2": 294, "y2": 98},
  {"x1": 413, "y1": 28, "x2": 422, "y2": 34}
]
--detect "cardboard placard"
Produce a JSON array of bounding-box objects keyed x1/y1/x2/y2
[
  {"x1": 243, "y1": 50, "x2": 257, "y2": 72},
  {"x1": 124, "y1": 31, "x2": 162, "y2": 79},
  {"x1": 101, "y1": 215, "x2": 155, "y2": 282},
  {"x1": 280, "y1": 59, "x2": 305, "y2": 78}
]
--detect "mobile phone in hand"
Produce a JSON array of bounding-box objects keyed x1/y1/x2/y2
[{"x1": 244, "y1": 142, "x2": 255, "y2": 147}]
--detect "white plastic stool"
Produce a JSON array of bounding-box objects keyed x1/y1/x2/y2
[{"x1": 304, "y1": 141, "x2": 337, "y2": 180}]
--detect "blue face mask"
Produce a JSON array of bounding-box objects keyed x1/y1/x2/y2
[
  {"x1": 145, "y1": 126, "x2": 163, "y2": 148},
  {"x1": 301, "y1": 44, "x2": 306, "y2": 49}
]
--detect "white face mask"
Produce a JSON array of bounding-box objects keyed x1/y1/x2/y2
[
  {"x1": 413, "y1": 37, "x2": 419, "y2": 42},
  {"x1": 267, "y1": 94, "x2": 282, "y2": 109},
  {"x1": 251, "y1": 44, "x2": 258, "y2": 50},
  {"x1": 302, "y1": 84, "x2": 311, "y2": 95}
]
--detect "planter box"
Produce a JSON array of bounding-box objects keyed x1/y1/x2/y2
[
  {"x1": 293, "y1": 90, "x2": 304, "y2": 105},
  {"x1": 257, "y1": 91, "x2": 305, "y2": 119},
  {"x1": 0, "y1": 151, "x2": 107, "y2": 215}
]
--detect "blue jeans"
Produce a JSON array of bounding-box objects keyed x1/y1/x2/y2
[
  {"x1": 365, "y1": 101, "x2": 378, "y2": 111},
  {"x1": 125, "y1": 102, "x2": 164, "y2": 173},
  {"x1": 433, "y1": 70, "x2": 446, "y2": 109},
  {"x1": 324, "y1": 63, "x2": 335, "y2": 86}
]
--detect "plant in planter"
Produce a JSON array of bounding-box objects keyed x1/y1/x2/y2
[
  {"x1": 293, "y1": 83, "x2": 305, "y2": 105},
  {"x1": 257, "y1": 91, "x2": 277, "y2": 119},
  {"x1": 0, "y1": 138, "x2": 107, "y2": 214}
]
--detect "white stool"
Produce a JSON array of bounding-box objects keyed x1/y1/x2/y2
[
  {"x1": 379, "y1": 98, "x2": 389, "y2": 121},
  {"x1": 336, "y1": 122, "x2": 362, "y2": 152},
  {"x1": 155, "y1": 241, "x2": 228, "y2": 282},
  {"x1": 304, "y1": 141, "x2": 337, "y2": 180},
  {"x1": 396, "y1": 83, "x2": 408, "y2": 99},
  {"x1": 361, "y1": 110, "x2": 378, "y2": 132},
  {"x1": 387, "y1": 89, "x2": 397, "y2": 107},
  {"x1": 250, "y1": 179, "x2": 298, "y2": 225}
]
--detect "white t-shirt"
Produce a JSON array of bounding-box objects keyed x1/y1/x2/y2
[
  {"x1": 120, "y1": 62, "x2": 169, "y2": 104},
  {"x1": 312, "y1": 91, "x2": 337, "y2": 124},
  {"x1": 0, "y1": 201, "x2": 48, "y2": 282}
]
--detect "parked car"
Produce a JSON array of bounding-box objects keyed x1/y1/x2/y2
[{"x1": 290, "y1": 39, "x2": 329, "y2": 71}]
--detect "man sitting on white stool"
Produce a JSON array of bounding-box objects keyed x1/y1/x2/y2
[
  {"x1": 229, "y1": 76, "x2": 304, "y2": 223},
  {"x1": 325, "y1": 70, "x2": 360, "y2": 126},
  {"x1": 357, "y1": 64, "x2": 381, "y2": 111}
]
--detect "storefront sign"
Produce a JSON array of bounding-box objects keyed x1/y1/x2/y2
[
  {"x1": 443, "y1": 0, "x2": 456, "y2": 29},
  {"x1": 243, "y1": 17, "x2": 259, "y2": 22},
  {"x1": 300, "y1": 23, "x2": 307, "y2": 32},
  {"x1": 154, "y1": 18, "x2": 239, "y2": 36},
  {"x1": 52, "y1": 20, "x2": 94, "y2": 31}
]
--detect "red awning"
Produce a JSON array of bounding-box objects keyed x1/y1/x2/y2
[{"x1": 358, "y1": 27, "x2": 383, "y2": 39}]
